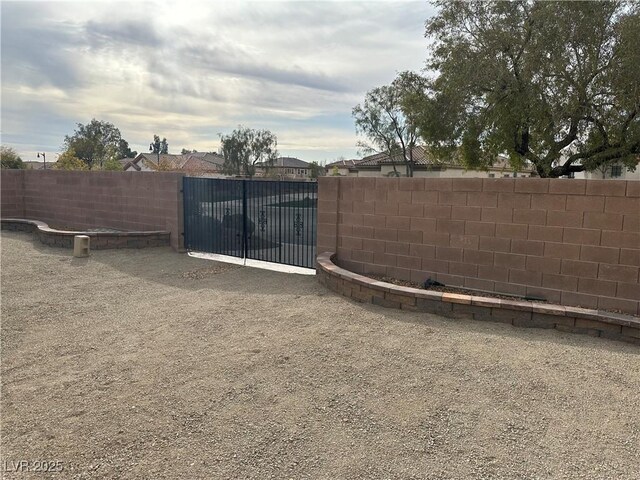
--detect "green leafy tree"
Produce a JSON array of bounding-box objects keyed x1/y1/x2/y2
[
  {"x1": 63, "y1": 119, "x2": 131, "y2": 169},
  {"x1": 309, "y1": 161, "x2": 324, "y2": 179},
  {"x1": 151, "y1": 135, "x2": 169, "y2": 155},
  {"x1": 102, "y1": 157, "x2": 123, "y2": 171},
  {"x1": 181, "y1": 148, "x2": 198, "y2": 154},
  {"x1": 220, "y1": 126, "x2": 278, "y2": 178},
  {"x1": 353, "y1": 72, "x2": 427, "y2": 177},
  {"x1": 408, "y1": 0, "x2": 640, "y2": 178},
  {"x1": 118, "y1": 139, "x2": 137, "y2": 159},
  {"x1": 55, "y1": 149, "x2": 88, "y2": 171},
  {"x1": 0, "y1": 146, "x2": 25, "y2": 169}
]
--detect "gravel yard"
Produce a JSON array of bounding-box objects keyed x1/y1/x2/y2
[{"x1": 2, "y1": 231, "x2": 639, "y2": 479}]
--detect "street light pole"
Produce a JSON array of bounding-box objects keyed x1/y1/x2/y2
[{"x1": 37, "y1": 152, "x2": 46, "y2": 169}]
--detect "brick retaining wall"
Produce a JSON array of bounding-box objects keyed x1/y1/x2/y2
[
  {"x1": 317, "y1": 252, "x2": 640, "y2": 345},
  {"x1": 317, "y1": 178, "x2": 640, "y2": 315},
  {"x1": 1, "y1": 219, "x2": 170, "y2": 249},
  {"x1": 1, "y1": 170, "x2": 184, "y2": 250}
]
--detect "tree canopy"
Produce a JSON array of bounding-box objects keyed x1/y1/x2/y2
[
  {"x1": 63, "y1": 119, "x2": 135, "y2": 169},
  {"x1": 55, "y1": 149, "x2": 88, "y2": 171},
  {"x1": 308, "y1": 161, "x2": 324, "y2": 179},
  {"x1": 220, "y1": 126, "x2": 278, "y2": 177},
  {"x1": 353, "y1": 72, "x2": 427, "y2": 177},
  {"x1": 151, "y1": 135, "x2": 169, "y2": 155},
  {"x1": 406, "y1": 0, "x2": 639, "y2": 177},
  {"x1": 0, "y1": 146, "x2": 25, "y2": 169}
]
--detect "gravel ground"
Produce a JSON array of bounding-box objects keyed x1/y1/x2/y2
[{"x1": 1, "y1": 231, "x2": 639, "y2": 480}]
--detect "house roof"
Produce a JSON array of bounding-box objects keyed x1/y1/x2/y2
[
  {"x1": 273, "y1": 157, "x2": 310, "y2": 168},
  {"x1": 357, "y1": 146, "x2": 432, "y2": 167},
  {"x1": 354, "y1": 147, "x2": 534, "y2": 173},
  {"x1": 325, "y1": 159, "x2": 359, "y2": 168},
  {"x1": 125, "y1": 153, "x2": 223, "y2": 173}
]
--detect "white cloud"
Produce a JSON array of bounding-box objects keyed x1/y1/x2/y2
[{"x1": 1, "y1": 0, "x2": 435, "y2": 163}]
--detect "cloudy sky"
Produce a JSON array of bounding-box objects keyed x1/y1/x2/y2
[{"x1": 1, "y1": 1, "x2": 434, "y2": 164}]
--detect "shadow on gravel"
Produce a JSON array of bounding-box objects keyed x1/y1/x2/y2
[{"x1": 16, "y1": 231, "x2": 322, "y2": 297}]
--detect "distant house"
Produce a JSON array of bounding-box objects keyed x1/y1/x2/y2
[
  {"x1": 255, "y1": 157, "x2": 313, "y2": 179},
  {"x1": 329, "y1": 146, "x2": 534, "y2": 178},
  {"x1": 123, "y1": 152, "x2": 225, "y2": 176},
  {"x1": 325, "y1": 159, "x2": 359, "y2": 177},
  {"x1": 118, "y1": 157, "x2": 135, "y2": 169},
  {"x1": 575, "y1": 159, "x2": 640, "y2": 181}
]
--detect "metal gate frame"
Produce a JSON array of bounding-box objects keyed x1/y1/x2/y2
[{"x1": 183, "y1": 177, "x2": 317, "y2": 269}]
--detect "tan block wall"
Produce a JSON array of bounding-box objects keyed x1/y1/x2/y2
[
  {"x1": 1, "y1": 170, "x2": 184, "y2": 250},
  {"x1": 1, "y1": 170, "x2": 25, "y2": 217},
  {"x1": 318, "y1": 177, "x2": 640, "y2": 315}
]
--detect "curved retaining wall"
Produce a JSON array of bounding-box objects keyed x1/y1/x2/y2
[
  {"x1": 1, "y1": 219, "x2": 170, "y2": 249},
  {"x1": 317, "y1": 177, "x2": 640, "y2": 316},
  {"x1": 317, "y1": 252, "x2": 640, "y2": 345}
]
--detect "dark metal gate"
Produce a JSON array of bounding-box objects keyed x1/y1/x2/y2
[{"x1": 183, "y1": 178, "x2": 317, "y2": 269}]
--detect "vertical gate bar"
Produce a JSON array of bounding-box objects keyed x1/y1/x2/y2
[
  {"x1": 258, "y1": 181, "x2": 262, "y2": 262},
  {"x1": 210, "y1": 179, "x2": 213, "y2": 253},
  {"x1": 269, "y1": 181, "x2": 273, "y2": 263},
  {"x1": 219, "y1": 180, "x2": 224, "y2": 255},
  {"x1": 252, "y1": 180, "x2": 255, "y2": 261},
  {"x1": 192, "y1": 178, "x2": 202, "y2": 252},
  {"x1": 250, "y1": 180, "x2": 254, "y2": 260},
  {"x1": 303, "y1": 181, "x2": 306, "y2": 267},
  {"x1": 292, "y1": 182, "x2": 295, "y2": 266},
  {"x1": 206, "y1": 178, "x2": 209, "y2": 253},
  {"x1": 190, "y1": 178, "x2": 194, "y2": 251},
  {"x1": 196, "y1": 178, "x2": 200, "y2": 251},
  {"x1": 238, "y1": 180, "x2": 241, "y2": 257},
  {"x1": 304, "y1": 181, "x2": 307, "y2": 267},
  {"x1": 295, "y1": 182, "x2": 298, "y2": 267},
  {"x1": 245, "y1": 180, "x2": 250, "y2": 259},
  {"x1": 305, "y1": 182, "x2": 309, "y2": 267},
  {"x1": 314, "y1": 180, "x2": 316, "y2": 267},
  {"x1": 262, "y1": 181, "x2": 266, "y2": 262},
  {"x1": 266, "y1": 181, "x2": 271, "y2": 263},
  {"x1": 200, "y1": 179, "x2": 204, "y2": 253},
  {"x1": 199, "y1": 178, "x2": 203, "y2": 252},
  {"x1": 183, "y1": 177, "x2": 188, "y2": 250},
  {"x1": 228, "y1": 180, "x2": 231, "y2": 256},
  {"x1": 242, "y1": 179, "x2": 247, "y2": 260},
  {"x1": 278, "y1": 181, "x2": 282, "y2": 264},
  {"x1": 309, "y1": 181, "x2": 312, "y2": 267}
]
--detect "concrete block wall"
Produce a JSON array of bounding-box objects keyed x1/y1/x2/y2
[
  {"x1": 1, "y1": 170, "x2": 184, "y2": 250},
  {"x1": 317, "y1": 177, "x2": 640, "y2": 315},
  {"x1": 1, "y1": 170, "x2": 25, "y2": 217}
]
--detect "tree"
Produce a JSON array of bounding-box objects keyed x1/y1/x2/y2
[
  {"x1": 309, "y1": 161, "x2": 324, "y2": 179},
  {"x1": 353, "y1": 72, "x2": 427, "y2": 177},
  {"x1": 408, "y1": 1, "x2": 640, "y2": 178},
  {"x1": 55, "y1": 149, "x2": 88, "y2": 171},
  {"x1": 220, "y1": 126, "x2": 278, "y2": 177},
  {"x1": 117, "y1": 139, "x2": 137, "y2": 159},
  {"x1": 181, "y1": 148, "x2": 198, "y2": 154},
  {"x1": 63, "y1": 119, "x2": 131, "y2": 169},
  {"x1": 151, "y1": 135, "x2": 169, "y2": 155},
  {"x1": 0, "y1": 146, "x2": 25, "y2": 169},
  {"x1": 103, "y1": 158, "x2": 123, "y2": 171}
]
